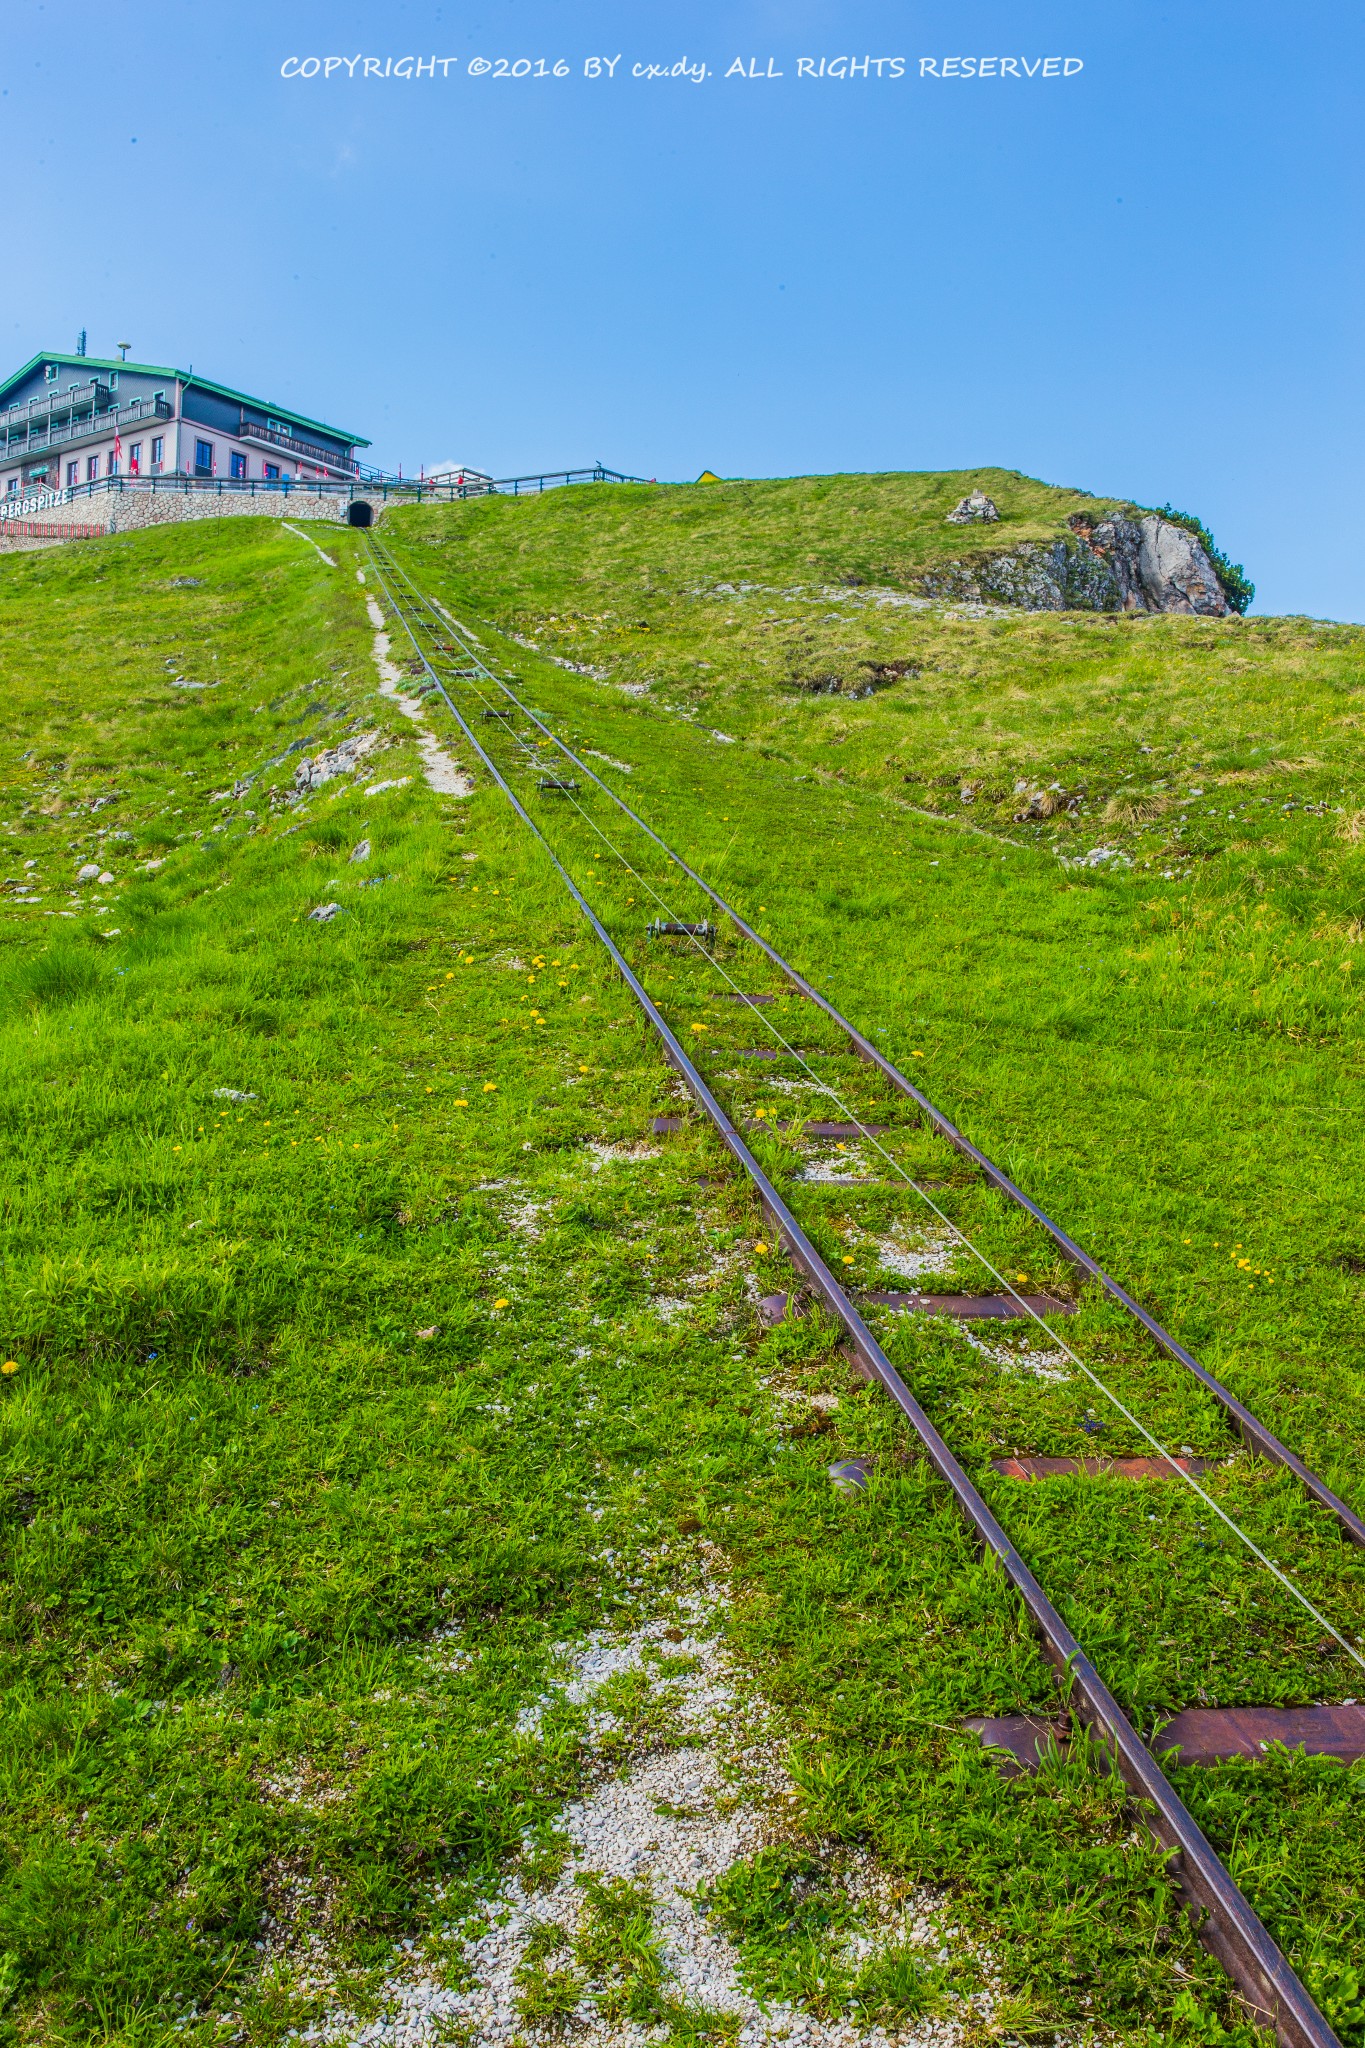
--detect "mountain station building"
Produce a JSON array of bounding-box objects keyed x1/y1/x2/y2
[{"x1": 0, "y1": 353, "x2": 368, "y2": 496}]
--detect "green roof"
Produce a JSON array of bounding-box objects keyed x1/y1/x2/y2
[{"x1": 0, "y1": 354, "x2": 370, "y2": 448}]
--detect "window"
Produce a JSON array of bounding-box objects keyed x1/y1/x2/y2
[
  {"x1": 106, "y1": 451, "x2": 119, "y2": 476},
  {"x1": 66, "y1": 462, "x2": 77, "y2": 487},
  {"x1": 86, "y1": 456, "x2": 99, "y2": 482},
  {"x1": 6, "y1": 477, "x2": 17, "y2": 494},
  {"x1": 129, "y1": 443, "x2": 142, "y2": 476},
  {"x1": 194, "y1": 439, "x2": 213, "y2": 476},
  {"x1": 109, "y1": 372, "x2": 119, "y2": 392},
  {"x1": 151, "y1": 436, "x2": 164, "y2": 467},
  {"x1": 44, "y1": 364, "x2": 58, "y2": 383},
  {"x1": 263, "y1": 462, "x2": 280, "y2": 480},
  {"x1": 229, "y1": 450, "x2": 247, "y2": 480}
]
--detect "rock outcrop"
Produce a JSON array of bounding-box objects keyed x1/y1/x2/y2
[
  {"x1": 916, "y1": 512, "x2": 1229, "y2": 615},
  {"x1": 946, "y1": 489, "x2": 1000, "y2": 524},
  {"x1": 1068, "y1": 512, "x2": 1228, "y2": 615}
]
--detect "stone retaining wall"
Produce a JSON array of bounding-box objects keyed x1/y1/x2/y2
[{"x1": 0, "y1": 487, "x2": 390, "y2": 540}]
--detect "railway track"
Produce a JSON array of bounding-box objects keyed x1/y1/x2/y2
[{"x1": 362, "y1": 531, "x2": 1361, "y2": 2047}]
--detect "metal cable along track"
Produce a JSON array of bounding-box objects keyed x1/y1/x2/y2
[{"x1": 362, "y1": 534, "x2": 1344, "y2": 2048}]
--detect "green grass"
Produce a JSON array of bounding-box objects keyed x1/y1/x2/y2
[{"x1": 0, "y1": 486, "x2": 1363, "y2": 2045}]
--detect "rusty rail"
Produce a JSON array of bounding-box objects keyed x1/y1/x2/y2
[
  {"x1": 373, "y1": 556, "x2": 1365, "y2": 1552},
  {"x1": 363, "y1": 535, "x2": 1343, "y2": 2046}
]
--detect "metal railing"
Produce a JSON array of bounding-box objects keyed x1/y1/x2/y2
[
  {"x1": 0, "y1": 463, "x2": 653, "y2": 524},
  {"x1": 3, "y1": 395, "x2": 172, "y2": 461},
  {"x1": 360, "y1": 463, "x2": 650, "y2": 499},
  {"x1": 238, "y1": 420, "x2": 356, "y2": 472}
]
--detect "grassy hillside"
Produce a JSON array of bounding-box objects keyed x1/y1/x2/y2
[{"x1": 0, "y1": 488, "x2": 1363, "y2": 2046}]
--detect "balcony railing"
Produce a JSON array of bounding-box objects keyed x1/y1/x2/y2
[
  {"x1": 3, "y1": 394, "x2": 172, "y2": 460},
  {"x1": 238, "y1": 420, "x2": 355, "y2": 472},
  {"x1": 0, "y1": 377, "x2": 111, "y2": 430}
]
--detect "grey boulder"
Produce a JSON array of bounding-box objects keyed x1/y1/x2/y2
[{"x1": 1070, "y1": 513, "x2": 1228, "y2": 615}]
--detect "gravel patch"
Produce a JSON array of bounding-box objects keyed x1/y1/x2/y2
[{"x1": 295, "y1": 1592, "x2": 968, "y2": 2048}]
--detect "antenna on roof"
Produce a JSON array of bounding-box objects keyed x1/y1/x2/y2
[
  {"x1": 76, "y1": 329, "x2": 87, "y2": 358},
  {"x1": 117, "y1": 341, "x2": 131, "y2": 361}
]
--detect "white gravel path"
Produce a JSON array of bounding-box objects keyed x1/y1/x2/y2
[{"x1": 365, "y1": 598, "x2": 474, "y2": 797}]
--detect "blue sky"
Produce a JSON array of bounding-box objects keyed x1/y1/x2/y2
[{"x1": 5, "y1": 1, "x2": 1362, "y2": 616}]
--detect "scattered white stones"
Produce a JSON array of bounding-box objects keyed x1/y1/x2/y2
[
  {"x1": 366, "y1": 602, "x2": 473, "y2": 797},
  {"x1": 869, "y1": 1226, "x2": 957, "y2": 1286},
  {"x1": 584, "y1": 1140, "x2": 660, "y2": 1171},
  {"x1": 583, "y1": 749, "x2": 634, "y2": 774},
  {"x1": 1059, "y1": 845, "x2": 1131, "y2": 871},
  {"x1": 364, "y1": 778, "x2": 411, "y2": 797},
  {"x1": 498, "y1": 1193, "x2": 554, "y2": 1239},
  {"x1": 296, "y1": 1596, "x2": 965, "y2": 2048},
  {"x1": 962, "y1": 1328, "x2": 1071, "y2": 1385},
  {"x1": 416, "y1": 733, "x2": 474, "y2": 797},
  {"x1": 294, "y1": 731, "x2": 385, "y2": 794},
  {"x1": 212, "y1": 1088, "x2": 257, "y2": 1102},
  {"x1": 945, "y1": 490, "x2": 1000, "y2": 525},
  {"x1": 349, "y1": 840, "x2": 371, "y2": 863},
  {"x1": 308, "y1": 903, "x2": 344, "y2": 923},
  {"x1": 76, "y1": 862, "x2": 100, "y2": 882},
  {"x1": 796, "y1": 1147, "x2": 879, "y2": 1185}
]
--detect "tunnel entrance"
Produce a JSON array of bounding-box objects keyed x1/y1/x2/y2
[{"x1": 347, "y1": 499, "x2": 373, "y2": 528}]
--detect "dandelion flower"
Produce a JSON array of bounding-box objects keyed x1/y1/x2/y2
[
  {"x1": 578, "y1": 1064, "x2": 589, "y2": 1073},
  {"x1": 173, "y1": 1144, "x2": 182, "y2": 1152},
  {"x1": 912, "y1": 1050, "x2": 924, "y2": 1059},
  {"x1": 755, "y1": 1241, "x2": 769, "y2": 1254},
  {"x1": 454, "y1": 1098, "x2": 468, "y2": 1107},
  {"x1": 483, "y1": 1082, "x2": 497, "y2": 1093},
  {"x1": 1, "y1": 1361, "x2": 18, "y2": 1376},
  {"x1": 494, "y1": 1297, "x2": 509, "y2": 1310},
  {"x1": 841, "y1": 1254, "x2": 855, "y2": 1265},
  {"x1": 426, "y1": 1086, "x2": 434, "y2": 1093},
  {"x1": 690, "y1": 1023, "x2": 707, "y2": 1034}
]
